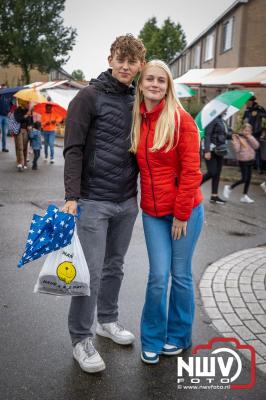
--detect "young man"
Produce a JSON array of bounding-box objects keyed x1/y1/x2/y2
[{"x1": 62, "y1": 34, "x2": 145, "y2": 373}]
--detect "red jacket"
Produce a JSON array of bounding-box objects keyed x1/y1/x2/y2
[{"x1": 136, "y1": 100, "x2": 203, "y2": 221}]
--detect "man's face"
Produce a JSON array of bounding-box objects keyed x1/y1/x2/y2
[
  {"x1": 247, "y1": 100, "x2": 254, "y2": 108},
  {"x1": 108, "y1": 51, "x2": 143, "y2": 86}
]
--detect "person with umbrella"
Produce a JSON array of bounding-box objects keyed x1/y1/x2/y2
[
  {"x1": 0, "y1": 86, "x2": 11, "y2": 152},
  {"x1": 201, "y1": 111, "x2": 231, "y2": 204},
  {"x1": 39, "y1": 99, "x2": 64, "y2": 164},
  {"x1": 14, "y1": 101, "x2": 33, "y2": 171}
]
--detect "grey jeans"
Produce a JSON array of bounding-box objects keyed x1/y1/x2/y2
[{"x1": 68, "y1": 197, "x2": 138, "y2": 345}]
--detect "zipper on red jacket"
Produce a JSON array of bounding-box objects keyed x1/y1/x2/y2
[{"x1": 145, "y1": 116, "x2": 158, "y2": 216}]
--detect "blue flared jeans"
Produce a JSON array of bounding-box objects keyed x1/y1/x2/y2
[{"x1": 141, "y1": 203, "x2": 204, "y2": 353}]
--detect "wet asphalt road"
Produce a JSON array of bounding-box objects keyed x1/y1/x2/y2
[{"x1": 0, "y1": 137, "x2": 266, "y2": 400}]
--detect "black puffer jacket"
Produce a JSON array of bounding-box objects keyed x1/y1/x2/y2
[{"x1": 64, "y1": 70, "x2": 138, "y2": 201}]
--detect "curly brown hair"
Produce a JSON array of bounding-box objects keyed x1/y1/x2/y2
[{"x1": 110, "y1": 34, "x2": 146, "y2": 63}]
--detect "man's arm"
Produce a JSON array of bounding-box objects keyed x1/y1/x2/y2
[{"x1": 63, "y1": 87, "x2": 96, "y2": 214}]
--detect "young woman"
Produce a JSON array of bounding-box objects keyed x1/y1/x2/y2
[
  {"x1": 223, "y1": 123, "x2": 259, "y2": 203},
  {"x1": 131, "y1": 60, "x2": 204, "y2": 364}
]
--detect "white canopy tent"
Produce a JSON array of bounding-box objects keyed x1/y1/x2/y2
[
  {"x1": 175, "y1": 67, "x2": 266, "y2": 87},
  {"x1": 45, "y1": 88, "x2": 79, "y2": 110}
]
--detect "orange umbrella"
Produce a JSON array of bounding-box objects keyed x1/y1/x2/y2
[{"x1": 33, "y1": 102, "x2": 67, "y2": 120}]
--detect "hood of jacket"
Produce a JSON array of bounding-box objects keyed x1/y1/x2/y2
[{"x1": 90, "y1": 69, "x2": 135, "y2": 95}]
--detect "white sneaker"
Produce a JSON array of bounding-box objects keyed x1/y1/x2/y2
[
  {"x1": 50, "y1": 159, "x2": 55, "y2": 164},
  {"x1": 240, "y1": 194, "x2": 254, "y2": 204},
  {"x1": 223, "y1": 185, "x2": 232, "y2": 199},
  {"x1": 17, "y1": 164, "x2": 23, "y2": 172},
  {"x1": 162, "y1": 344, "x2": 184, "y2": 356},
  {"x1": 96, "y1": 322, "x2": 135, "y2": 345},
  {"x1": 73, "y1": 338, "x2": 105, "y2": 373},
  {"x1": 260, "y1": 182, "x2": 266, "y2": 194}
]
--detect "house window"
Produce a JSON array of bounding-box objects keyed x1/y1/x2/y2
[
  {"x1": 192, "y1": 44, "x2": 201, "y2": 68},
  {"x1": 221, "y1": 17, "x2": 234, "y2": 52},
  {"x1": 204, "y1": 32, "x2": 215, "y2": 61}
]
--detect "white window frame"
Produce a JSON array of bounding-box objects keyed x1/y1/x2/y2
[
  {"x1": 222, "y1": 17, "x2": 234, "y2": 52},
  {"x1": 204, "y1": 32, "x2": 215, "y2": 61},
  {"x1": 192, "y1": 44, "x2": 201, "y2": 68}
]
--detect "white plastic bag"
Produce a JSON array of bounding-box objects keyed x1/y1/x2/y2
[{"x1": 34, "y1": 229, "x2": 90, "y2": 296}]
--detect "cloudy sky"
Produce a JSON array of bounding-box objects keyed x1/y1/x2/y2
[{"x1": 63, "y1": 0, "x2": 235, "y2": 80}]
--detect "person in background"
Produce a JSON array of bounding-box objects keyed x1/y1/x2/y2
[
  {"x1": 243, "y1": 95, "x2": 266, "y2": 173},
  {"x1": 14, "y1": 102, "x2": 32, "y2": 171},
  {"x1": 29, "y1": 121, "x2": 42, "y2": 170},
  {"x1": 41, "y1": 102, "x2": 59, "y2": 164},
  {"x1": 223, "y1": 123, "x2": 259, "y2": 204},
  {"x1": 0, "y1": 90, "x2": 10, "y2": 152},
  {"x1": 201, "y1": 112, "x2": 230, "y2": 204},
  {"x1": 131, "y1": 60, "x2": 203, "y2": 365}
]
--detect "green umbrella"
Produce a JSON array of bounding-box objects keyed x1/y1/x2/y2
[
  {"x1": 173, "y1": 81, "x2": 196, "y2": 98},
  {"x1": 195, "y1": 90, "x2": 253, "y2": 138}
]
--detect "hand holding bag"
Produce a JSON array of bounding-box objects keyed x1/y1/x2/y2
[{"x1": 34, "y1": 228, "x2": 90, "y2": 296}]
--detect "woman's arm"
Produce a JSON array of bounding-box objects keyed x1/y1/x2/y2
[{"x1": 174, "y1": 110, "x2": 202, "y2": 222}]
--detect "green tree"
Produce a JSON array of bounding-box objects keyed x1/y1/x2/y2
[
  {"x1": 139, "y1": 17, "x2": 186, "y2": 63},
  {"x1": 138, "y1": 17, "x2": 159, "y2": 61},
  {"x1": 0, "y1": 0, "x2": 77, "y2": 83},
  {"x1": 71, "y1": 69, "x2": 85, "y2": 81}
]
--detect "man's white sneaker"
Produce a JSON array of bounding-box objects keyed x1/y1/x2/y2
[
  {"x1": 73, "y1": 338, "x2": 105, "y2": 373},
  {"x1": 240, "y1": 194, "x2": 254, "y2": 204},
  {"x1": 96, "y1": 322, "x2": 135, "y2": 345},
  {"x1": 260, "y1": 182, "x2": 266, "y2": 194},
  {"x1": 223, "y1": 185, "x2": 232, "y2": 199}
]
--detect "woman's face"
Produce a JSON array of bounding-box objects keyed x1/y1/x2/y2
[
  {"x1": 140, "y1": 66, "x2": 168, "y2": 105},
  {"x1": 243, "y1": 126, "x2": 252, "y2": 136}
]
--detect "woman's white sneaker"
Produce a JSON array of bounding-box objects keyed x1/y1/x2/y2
[
  {"x1": 240, "y1": 194, "x2": 254, "y2": 204},
  {"x1": 73, "y1": 338, "x2": 105, "y2": 373},
  {"x1": 223, "y1": 185, "x2": 232, "y2": 199},
  {"x1": 260, "y1": 182, "x2": 266, "y2": 194},
  {"x1": 162, "y1": 344, "x2": 184, "y2": 356},
  {"x1": 96, "y1": 322, "x2": 135, "y2": 345},
  {"x1": 141, "y1": 351, "x2": 159, "y2": 364}
]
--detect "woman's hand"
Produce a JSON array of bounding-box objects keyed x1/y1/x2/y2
[
  {"x1": 62, "y1": 200, "x2": 77, "y2": 215},
  {"x1": 172, "y1": 217, "x2": 187, "y2": 240}
]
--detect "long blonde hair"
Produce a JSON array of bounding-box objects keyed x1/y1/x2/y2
[{"x1": 130, "y1": 60, "x2": 183, "y2": 153}]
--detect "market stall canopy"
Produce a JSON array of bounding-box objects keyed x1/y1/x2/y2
[
  {"x1": 28, "y1": 80, "x2": 69, "y2": 90},
  {"x1": 45, "y1": 88, "x2": 79, "y2": 110},
  {"x1": 175, "y1": 67, "x2": 266, "y2": 87}
]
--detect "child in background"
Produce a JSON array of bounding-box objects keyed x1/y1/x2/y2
[
  {"x1": 29, "y1": 121, "x2": 42, "y2": 170},
  {"x1": 223, "y1": 123, "x2": 259, "y2": 203}
]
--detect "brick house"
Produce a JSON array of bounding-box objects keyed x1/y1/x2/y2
[{"x1": 169, "y1": 0, "x2": 266, "y2": 107}]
